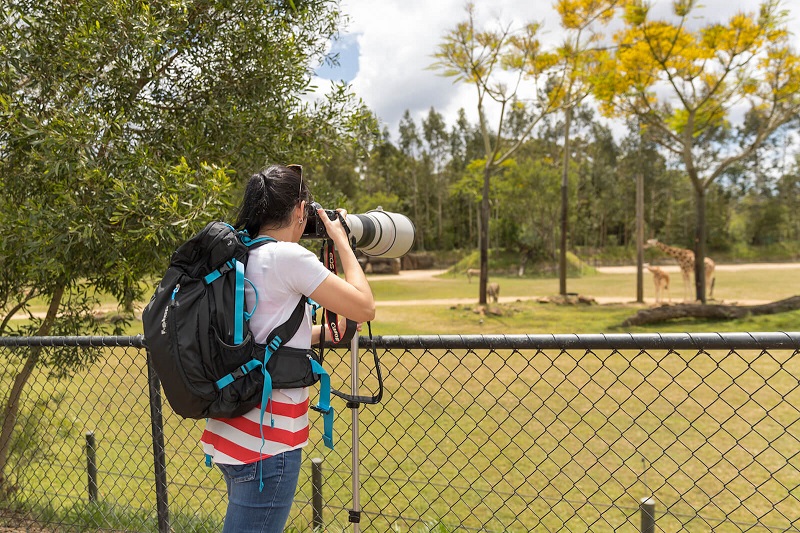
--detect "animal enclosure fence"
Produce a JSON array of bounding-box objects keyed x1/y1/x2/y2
[{"x1": 0, "y1": 333, "x2": 798, "y2": 532}]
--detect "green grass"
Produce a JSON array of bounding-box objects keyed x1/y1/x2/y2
[
  {"x1": 16, "y1": 263, "x2": 800, "y2": 337},
  {"x1": 3, "y1": 264, "x2": 799, "y2": 531},
  {"x1": 371, "y1": 300, "x2": 800, "y2": 335},
  {"x1": 366, "y1": 266, "x2": 800, "y2": 335},
  {"x1": 4, "y1": 339, "x2": 798, "y2": 531},
  {"x1": 371, "y1": 266, "x2": 798, "y2": 305}
]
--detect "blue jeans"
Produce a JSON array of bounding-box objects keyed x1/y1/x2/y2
[{"x1": 217, "y1": 449, "x2": 302, "y2": 533}]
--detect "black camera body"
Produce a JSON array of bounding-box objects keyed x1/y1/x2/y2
[
  {"x1": 302, "y1": 202, "x2": 338, "y2": 239},
  {"x1": 301, "y1": 201, "x2": 415, "y2": 258}
]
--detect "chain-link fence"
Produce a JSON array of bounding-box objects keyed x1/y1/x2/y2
[{"x1": 1, "y1": 333, "x2": 798, "y2": 532}]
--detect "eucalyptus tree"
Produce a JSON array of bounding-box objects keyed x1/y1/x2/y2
[
  {"x1": 573, "y1": 117, "x2": 623, "y2": 248},
  {"x1": 0, "y1": 0, "x2": 368, "y2": 491},
  {"x1": 549, "y1": 0, "x2": 621, "y2": 295},
  {"x1": 397, "y1": 111, "x2": 428, "y2": 248},
  {"x1": 432, "y1": 3, "x2": 560, "y2": 304},
  {"x1": 446, "y1": 109, "x2": 484, "y2": 249},
  {"x1": 723, "y1": 112, "x2": 800, "y2": 247},
  {"x1": 777, "y1": 160, "x2": 800, "y2": 242},
  {"x1": 366, "y1": 128, "x2": 417, "y2": 210},
  {"x1": 422, "y1": 108, "x2": 451, "y2": 247},
  {"x1": 495, "y1": 151, "x2": 563, "y2": 274}
]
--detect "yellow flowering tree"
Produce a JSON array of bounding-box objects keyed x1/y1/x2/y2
[{"x1": 595, "y1": 0, "x2": 800, "y2": 302}]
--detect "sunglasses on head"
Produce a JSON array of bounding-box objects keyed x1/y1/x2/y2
[
  {"x1": 287, "y1": 164, "x2": 314, "y2": 218},
  {"x1": 287, "y1": 164, "x2": 303, "y2": 199}
]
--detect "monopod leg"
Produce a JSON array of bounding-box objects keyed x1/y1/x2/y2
[{"x1": 349, "y1": 333, "x2": 361, "y2": 533}]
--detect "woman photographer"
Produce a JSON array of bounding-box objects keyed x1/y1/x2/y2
[{"x1": 201, "y1": 164, "x2": 375, "y2": 533}]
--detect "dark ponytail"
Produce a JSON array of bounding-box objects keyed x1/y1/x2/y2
[{"x1": 235, "y1": 164, "x2": 311, "y2": 237}]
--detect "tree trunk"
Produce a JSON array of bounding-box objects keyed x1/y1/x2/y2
[
  {"x1": 636, "y1": 170, "x2": 644, "y2": 303},
  {"x1": 0, "y1": 283, "x2": 65, "y2": 495},
  {"x1": 518, "y1": 246, "x2": 532, "y2": 277},
  {"x1": 479, "y1": 165, "x2": 491, "y2": 305},
  {"x1": 0, "y1": 348, "x2": 40, "y2": 497},
  {"x1": 694, "y1": 187, "x2": 707, "y2": 303},
  {"x1": 559, "y1": 105, "x2": 573, "y2": 296}
]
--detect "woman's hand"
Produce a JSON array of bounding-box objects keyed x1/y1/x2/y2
[
  {"x1": 338, "y1": 316, "x2": 363, "y2": 333},
  {"x1": 318, "y1": 208, "x2": 350, "y2": 246}
]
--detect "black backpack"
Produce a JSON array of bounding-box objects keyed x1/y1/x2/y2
[{"x1": 142, "y1": 221, "x2": 334, "y2": 446}]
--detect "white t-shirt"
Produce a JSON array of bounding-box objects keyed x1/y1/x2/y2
[
  {"x1": 244, "y1": 241, "x2": 331, "y2": 347},
  {"x1": 201, "y1": 241, "x2": 330, "y2": 464}
]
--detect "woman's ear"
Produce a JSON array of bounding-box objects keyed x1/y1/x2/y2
[{"x1": 297, "y1": 200, "x2": 307, "y2": 224}]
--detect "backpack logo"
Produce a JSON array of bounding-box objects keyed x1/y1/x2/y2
[{"x1": 160, "y1": 306, "x2": 169, "y2": 336}]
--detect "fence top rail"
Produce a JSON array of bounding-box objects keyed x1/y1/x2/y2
[
  {"x1": 0, "y1": 335, "x2": 146, "y2": 348},
  {"x1": 0, "y1": 332, "x2": 798, "y2": 350},
  {"x1": 365, "y1": 332, "x2": 800, "y2": 350}
]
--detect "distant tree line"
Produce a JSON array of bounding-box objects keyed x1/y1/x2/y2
[{"x1": 324, "y1": 105, "x2": 800, "y2": 262}]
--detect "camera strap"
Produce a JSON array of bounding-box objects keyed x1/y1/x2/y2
[
  {"x1": 315, "y1": 238, "x2": 384, "y2": 408},
  {"x1": 320, "y1": 238, "x2": 358, "y2": 345}
]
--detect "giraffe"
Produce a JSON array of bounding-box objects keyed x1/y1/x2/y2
[
  {"x1": 645, "y1": 239, "x2": 715, "y2": 301},
  {"x1": 644, "y1": 263, "x2": 670, "y2": 303}
]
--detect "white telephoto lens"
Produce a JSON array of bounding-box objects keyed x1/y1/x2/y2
[{"x1": 348, "y1": 208, "x2": 415, "y2": 258}]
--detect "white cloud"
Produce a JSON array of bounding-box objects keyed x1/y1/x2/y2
[
  {"x1": 342, "y1": 0, "x2": 470, "y2": 131},
  {"x1": 326, "y1": 0, "x2": 556, "y2": 132},
  {"x1": 314, "y1": 0, "x2": 800, "y2": 140}
]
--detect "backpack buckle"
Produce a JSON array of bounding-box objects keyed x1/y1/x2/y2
[
  {"x1": 310, "y1": 404, "x2": 333, "y2": 415},
  {"x1": 266, "y1": 336, "x2": 282, "y2": 355}
]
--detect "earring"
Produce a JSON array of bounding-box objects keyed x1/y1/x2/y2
[{"x1": 298, "y1": 218, "x2": 303, "y2": 225}]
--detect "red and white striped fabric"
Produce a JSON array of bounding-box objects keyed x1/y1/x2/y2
[{"x1": 201, "y1": 388, "x2": 311, "y2": 464}]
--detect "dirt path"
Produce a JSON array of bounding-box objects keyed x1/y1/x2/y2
[
  {"x1": 368, "y1": 269, "x2": 450, "y2": 281},
  {"x1": 596, "y1": 263, "x2": 800, "y2": 274}
]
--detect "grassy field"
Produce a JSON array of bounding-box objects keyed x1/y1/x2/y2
[
  {"x1": 363, "y1": 265, "x2": 800, "y2": 335},
  {"x1": 3, "y1": 264, "x2": 799, "y2": 531},
  {"x1": 89, "y1": 263, "x2": 799, "y2": 337}
]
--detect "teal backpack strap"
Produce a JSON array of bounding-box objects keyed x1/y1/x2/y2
[
  {"x1": 240, "y1": 232, "x2": 276, "y2": 248},
  {"x1": 309, "y1": 357, "x2": 334, "y2": 449},
  {"x1": 215, "y1": 359, "x2": 261, "y2": 390},
  {"x1": 233, "y1": 259, "x2": 246, "y2": 344},
  {"x1": 258, "y1": 336, "x2": 282, "y2": 429},
  {"x1": 249, "y1": 292, "x2": 331, "y2": 489},
  {"x1": 256, "y1": 295, "x2": 306, "y2": 421},
  {"x1": 257, "y1": 335, "x2": 281, "y2": 492}
]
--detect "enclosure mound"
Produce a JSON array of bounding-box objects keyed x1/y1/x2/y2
[
  {"x1": 537, "y1": 294, "x2": 598, "y2": 306},
  {"x1": 621, "y1": 295, "x2": 800, "y2": 326}
]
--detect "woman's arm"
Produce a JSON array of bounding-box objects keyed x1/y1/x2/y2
[{"x1": 308, "y1": 208, "x2": 375, "y2": 323}]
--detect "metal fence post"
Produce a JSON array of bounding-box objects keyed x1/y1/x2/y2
[
  {"x1": 85, "y1": 431, "x2": 98, "y2": 503},
  {"x1": 640, "y1": 497, "x2": 655, "y2": 533},
  {"x1": 349, "y1": 334, "x2": 361, "y2": 533},
  {"x1": 146, "y1": 352, "x2": 170, "y2": 533},
  {"x1": 312, "y1": 457, "x2": 324, "y2": 531}
]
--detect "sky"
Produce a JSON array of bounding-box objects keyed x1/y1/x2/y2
[{"x1": 312, "y1": 0, "x2": 800, "y2": 142}]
